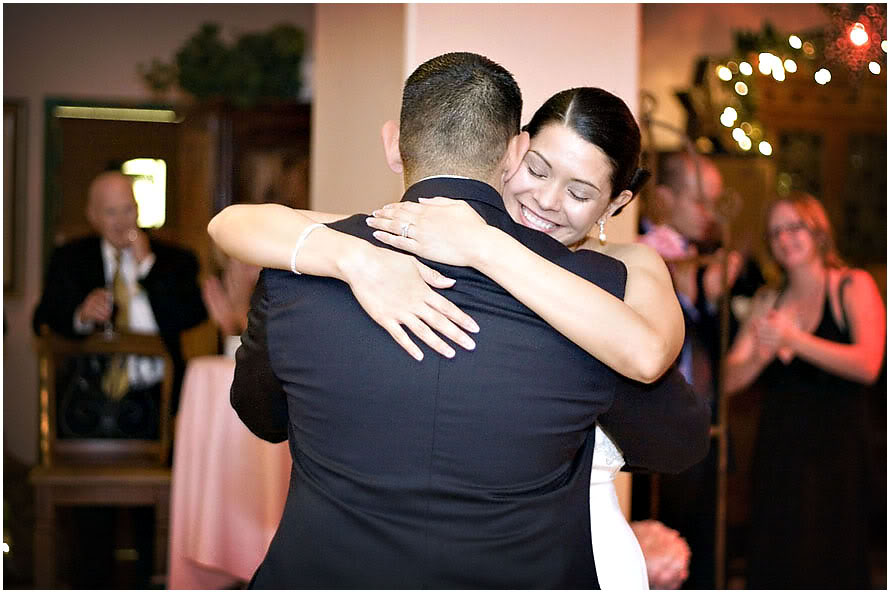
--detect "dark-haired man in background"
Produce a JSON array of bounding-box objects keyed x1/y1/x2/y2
[{"x1": 637, "y1": 152, "x2": 762, "y2": 588}]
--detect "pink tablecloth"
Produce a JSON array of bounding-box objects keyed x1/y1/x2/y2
[{"x1": 168, "y1": 355, "x2": 291, "y2": 589}]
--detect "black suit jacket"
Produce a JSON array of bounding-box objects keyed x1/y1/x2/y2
[
  {"x1": 232, "y1": 177, "x2": 710, "y2": 588},
  {"x1": 33, "y1": 235, "x2": 207, "y2": 412}
]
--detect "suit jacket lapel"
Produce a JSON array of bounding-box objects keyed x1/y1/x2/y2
[{"x1": 85, "y1": 236, "x2": 107, "y2": 289}]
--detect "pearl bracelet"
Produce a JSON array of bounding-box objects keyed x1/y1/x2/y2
[{"x1": 290, "y1": 223, "x2": 326, "y2": 275}]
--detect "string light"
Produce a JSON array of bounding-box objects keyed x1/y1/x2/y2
[
  {"x1": 849, "y1": 22, "x2": 869, "y2": 47},
  {"x1": 713, "y1": 14, "x2": 887, "y2": 160},
  {"x1": 695, "y1": 137, "x2": 715, "y2": 153},
  {"x1": 758, "y1": 53, "x2": 774, "y2": 74},
  {"x1": 720, "y1": 107, "x2": 738, "y2": 127}
]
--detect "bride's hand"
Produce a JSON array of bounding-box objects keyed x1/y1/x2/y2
[
  {"x1": 365, "y1": 197, "x2": 490, "y2": 268},
  {"x1": 339, "y1": 244, "x2": 479, "y2": 361}
]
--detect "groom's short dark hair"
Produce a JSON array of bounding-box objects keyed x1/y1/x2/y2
[{"x1": 399, "y1": 52, "x2": 522, "y2": 181}]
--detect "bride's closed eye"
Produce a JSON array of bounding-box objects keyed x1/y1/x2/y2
[{"x1": 526, "y1": 163, "x2": 546, "y2": 179}]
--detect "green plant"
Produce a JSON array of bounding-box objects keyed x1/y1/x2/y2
[{"x1": 140, "y1": 22, "x2": 305, "y2": 107}]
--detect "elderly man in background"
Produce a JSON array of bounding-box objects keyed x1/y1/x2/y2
[{"x1": 33, "y1": 170, "x2": 207, "y2": 417}]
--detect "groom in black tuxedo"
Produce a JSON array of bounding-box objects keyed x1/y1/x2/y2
[{"x1": 232, "y1": 52, "x2": 710, "y2": 588}]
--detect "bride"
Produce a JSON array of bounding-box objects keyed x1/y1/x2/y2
[{"x1": 209, "y1": 87, "x2": 685, "y2": 589}]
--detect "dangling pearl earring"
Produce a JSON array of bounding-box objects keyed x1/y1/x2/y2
[{"x1": 598, "y1": 219, "x2": 607, "y2": 245}]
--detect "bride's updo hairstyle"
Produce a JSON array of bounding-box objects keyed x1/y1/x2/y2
[{"x1": 522, "y1": 87, "x2": 643, "y2": 201}]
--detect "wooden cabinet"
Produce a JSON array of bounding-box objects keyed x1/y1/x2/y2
[{"x1": 174, "y1": 101, "x2": 311, "y2": 276}]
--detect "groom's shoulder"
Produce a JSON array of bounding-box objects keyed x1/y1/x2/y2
[{"x1": 327, "y1": 213, "x2": 374, "y2": 240}]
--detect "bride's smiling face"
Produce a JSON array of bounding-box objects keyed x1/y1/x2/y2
[{"x1": 502, "y1": 123, "x2": 617, "y2": 247}]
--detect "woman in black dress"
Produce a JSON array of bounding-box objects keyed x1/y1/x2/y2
[{"x1": 724, "y1": 191, "x2": 885, "y2": 589}]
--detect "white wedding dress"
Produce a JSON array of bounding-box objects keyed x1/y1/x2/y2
[{"x1": 589, "y1": 425, "x2": 649, "y2": 590}]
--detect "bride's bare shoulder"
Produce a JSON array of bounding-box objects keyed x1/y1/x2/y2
[{"x1": 579, "y1": 240, "x2": 664, "y2": 270}]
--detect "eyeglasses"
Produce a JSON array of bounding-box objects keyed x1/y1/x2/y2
[{"x1": 766, "y1": 221, "x2": 808, "y2": 241}]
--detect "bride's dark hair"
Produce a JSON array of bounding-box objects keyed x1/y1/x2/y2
[{"x1": 522, "y1": 87, "x2": 642, "y2": 202}]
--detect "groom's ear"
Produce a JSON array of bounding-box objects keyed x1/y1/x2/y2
[
  {"x1": 381, "y1": 120, "x2": 403, "y2": 174},
  {"x1": 501, "y1": 131, "x2": 530, "y2": 184}
]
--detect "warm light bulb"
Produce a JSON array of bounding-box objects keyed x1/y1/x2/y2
[
  {"x1": 717, "y1": 65, "x2": 733, "y2": 81},
  {"x1": 740, "y1": 122, "x2": 752, "y2": 134},
  {"x1": 732, "y1": 128, "x2": 746, "y2": 142},
  {"x1": 758, "y1": 53, "x2": 774, "y2": 75},
  {"x1": 695, "y1": 137, "x2": 715, "y2": 154},
  {"x1": 2, "y1": 542, "x2": 8, "y2": 554},
  {"x1": 789, "y1": 35, "x2": 803, "y2": 49},
  {"x1": 739, "y1": 137, "x2": 752, "y2": 151},
  {"x1": 723, "y1": 107, "x2": 738, "y2": 119},
  {"x1": 869, "y1": 61, "x2": 882, "y2": 74},
  {"x1": 784, "y1": 59, "x2": 798, "y2": 73},
  {"x1": 739, "y1": 61, "x2": 753, "y2": 76},
  {"x1": 814, "y1": 68, "x2": 832, "y2": 84},
  {"x1": 734, "y1": 81, "x2": 749, "y2": 95},
  {"x1": 850, "y1": 22, "x2": 869, "y2": 47},
  {"x1": 772, "y1": 66, "x2": 786, "y2": 81},
  {"x1": 803, "y1": 41, "x2": 815, "y2": 56},
  {"x1": 883, "y1": 40, "x2": 888, "y2": 52},
  {"x1": 720, "y1": 112, "x2": 735, "y2": 127},
  {"x1": 758, "y1": 141, "x2": 773, "y2": 156}
]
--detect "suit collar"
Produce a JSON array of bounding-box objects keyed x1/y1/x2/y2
[{"x1": 402, "y1": 177, "x2": 507, "y2": 215}]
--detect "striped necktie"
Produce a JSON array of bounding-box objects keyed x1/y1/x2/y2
[{"x1": 102, "y1": 249, "x2": 130, "y2": 399}]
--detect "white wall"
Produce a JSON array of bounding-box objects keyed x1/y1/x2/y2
[
  {"x1": 311, "y1": 4, "x2": 406, "y2": 215},
  {"x1": 3, "y1": 4, "x2": 315, "y2": 465}
]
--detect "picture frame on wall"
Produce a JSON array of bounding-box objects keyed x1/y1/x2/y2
[{"x1": 4, "y1": 99, "x2": 27, "y2": 295}]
